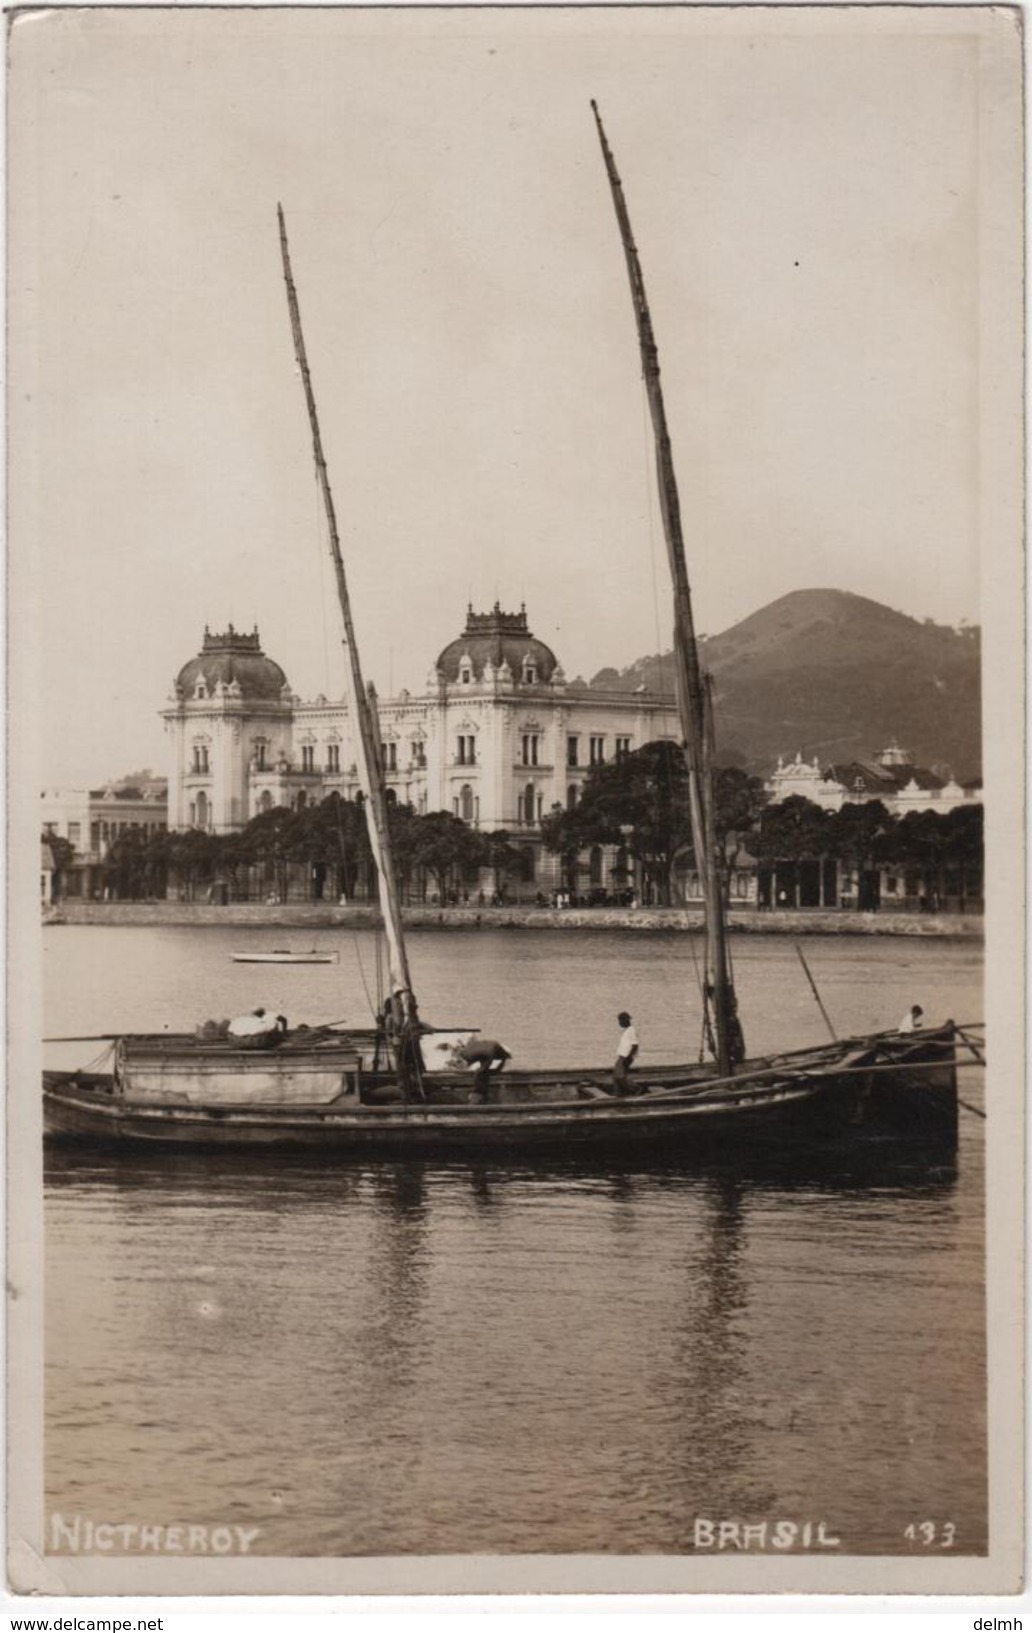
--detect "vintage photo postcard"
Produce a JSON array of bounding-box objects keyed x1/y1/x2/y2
[{"x1": 7, "y1": 2, "x2": 1024, "y2": 1601}]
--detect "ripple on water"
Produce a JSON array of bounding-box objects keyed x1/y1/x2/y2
[{"x1": 44, "y1": 927, "x2": 985, "y2": 1555}]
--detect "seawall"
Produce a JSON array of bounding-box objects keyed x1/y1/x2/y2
[{"x1": 49, "y1": 902, "x2": 983, "y2": 939}]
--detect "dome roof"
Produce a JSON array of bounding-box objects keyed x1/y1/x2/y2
[
  {"x1": 436, "y1": 604, "x2": 559, "y2": 684},
  {"x1": 175, "y1": 626, "x2": 289, "y2": 702}
]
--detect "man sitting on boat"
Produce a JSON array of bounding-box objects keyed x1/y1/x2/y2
[{"x1": 227, "y1": 1008, "x2": 288, "y2": 1049}]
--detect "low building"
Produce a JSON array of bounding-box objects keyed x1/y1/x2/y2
[
  {"x1": 41, "y1": 780, "x2": 168, "y2": 898},
  {"x1": 766, "y1": 743, "x2": 980, "y2": 816}
]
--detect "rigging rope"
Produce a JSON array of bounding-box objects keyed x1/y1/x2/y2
[
  {"x1": 641, "y1": 377, "x2": 667, "y2": 695},
  {"x1": 685, "y1": 931, "x2": 715, "y2": 1063},
  {"x1": 316, "y1": 461, "x2": 333, "y2": 696},
  {"x1": 351, "y1": 933, "x2": 378, "y2": 1024}
]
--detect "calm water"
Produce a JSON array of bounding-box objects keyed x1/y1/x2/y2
[{"x1": 43, "y1": 926, "x2": 986, "y2": 1556}]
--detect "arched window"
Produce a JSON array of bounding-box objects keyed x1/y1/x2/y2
[
  {"x1": 259, "y1": 791, "x2": 273, "y2": 813},
  {"x1": 460, "y1": 784, "x2": 474, "y2": 823}
]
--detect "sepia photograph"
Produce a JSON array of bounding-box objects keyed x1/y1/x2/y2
[{"x1": 7, "y1": 2, "x2": 1024, "y2": 1601}]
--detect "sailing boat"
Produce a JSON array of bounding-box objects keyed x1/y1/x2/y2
[{"x1": 43, "y1": 109, "x2": 979, "y2": 1152}]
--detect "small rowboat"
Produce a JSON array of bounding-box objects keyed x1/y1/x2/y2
[{"x1": 231, "y1": 949, "x2": 339, "y2": 965}]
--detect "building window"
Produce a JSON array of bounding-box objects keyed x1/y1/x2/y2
[
  {"x1": 90, "y1": 823, "x2": 101, "y2": 850},
  {"x1": 195, "y1": 791, "x2": 209, "y2": 830},
  {"x1": 457, "y1": 734, "x2": 476, "y2": 766},
  {"x1": 192, "y1": 744, "x2": 210, "y2": 774},
  {"x1": 567, "y1": 736, "x2": 579, "y2": 767},
  {"x1": 590, "y1": 736, "x2": 605, "y2": 765},
  {"x1": 301, "y1": 745, "x2": 315, "y2": 772},
  {"x1": 522, "y1": 658, "x2": 537, "y2": 684},
  {"x1": 411, "y1": 741, "x2": 426, "y2": 769},
  {"x1": 460, "y1": 784, "x2": 474, "y2": 823},
  {"x1": 384, "y1": 741, "x2": 398, "y2": 772},
  {"x1": 253, "y1": 739, "x2": 267, "y2": 771},
  {"x1": 460, "y1": 665, "x2": 472, "y2": 685},
  {"x1": 567, "y1": 785, "x2": 578, "y2": 811},
  {"x1": 521, "y1": 733, "x2": 540, "y2": 767},
  {"x1": 326, "y1": 743, "x2": 340, "y2": 773},
  {"x1": 67, "y1": 822, "x2": 81, "y2": 847}
]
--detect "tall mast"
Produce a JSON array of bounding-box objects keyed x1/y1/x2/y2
[
  {"x1": 277, "y1": 205, "x2": 418, "y2": 1040},
  {"x1": 590, "y1": 103, "x2": 742, "y2": 1074}
]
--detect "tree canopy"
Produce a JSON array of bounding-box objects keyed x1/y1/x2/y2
[{"x1": 540, "y1": 742, "x2": 767, "y2": 904}]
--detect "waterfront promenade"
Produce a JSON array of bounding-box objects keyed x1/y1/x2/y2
[{"x1": 51, "y1": 901, "x2": 982, "y2": 938}]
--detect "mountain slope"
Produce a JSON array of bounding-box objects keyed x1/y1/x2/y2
[{"x1": 589, "y1": 589, "x2": 981, "y2": 778}]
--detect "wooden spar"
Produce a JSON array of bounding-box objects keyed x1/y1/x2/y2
[
  {"x1": 590, "y1": 101, "x2": 741, "y2": 1075},
  {"x1": 276, "y1": 205, "x2": 419, "y2": 1049},
  {"x1": 794, "y1": 943, "x2": 838, "y2": 1042}
]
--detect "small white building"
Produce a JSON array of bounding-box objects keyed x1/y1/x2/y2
[
  {"x1": 41, "y1": 781, "x2": 168, "y2": 897},
  {"x1": 767, "y1": 744, "x2": 980, "y2": 816}
]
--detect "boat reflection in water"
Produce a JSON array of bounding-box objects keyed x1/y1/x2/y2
[{"x1": 45, "y1": 1141, "x2": 977, "y2": 1557}]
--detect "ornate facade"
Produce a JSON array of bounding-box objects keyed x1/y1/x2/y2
[
  {"x1": 766, "y1": 744, "x2": 979, "y2": 815},
  {"x1": 162, "y1": 608, "x2": 680, "y2": 883}
]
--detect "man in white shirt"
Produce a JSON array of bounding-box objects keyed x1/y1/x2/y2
[
  {"x1": 613, "y1": 1010, "x2": 639, "y2": 1096},
  {"x1": 228, "y1": 1007, "x2": 273, "y2": 1043},
  {"x1": 899, "y1": 1004, "x2": 924, "y2": 1033}
]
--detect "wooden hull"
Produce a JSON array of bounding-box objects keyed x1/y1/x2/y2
[{"x1": 43, "y1": 1029, "x2": 960, "y2": 1156}]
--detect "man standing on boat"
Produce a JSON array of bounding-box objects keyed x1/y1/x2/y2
[{"x1": 613, "y1": 1011, "x2": 639, "y2": 1096}]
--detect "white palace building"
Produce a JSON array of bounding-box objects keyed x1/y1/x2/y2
[{"x1": 162, "y1": 606, "x2": 680, "y2": 885}]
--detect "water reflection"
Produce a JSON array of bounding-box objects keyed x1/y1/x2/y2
[
  {"x1": 44, "y1": 1141, "x2": 959, "y2": 1202},
  {"x1": 44, "y1": 1142, "x2": 974, "y2": 1554}
]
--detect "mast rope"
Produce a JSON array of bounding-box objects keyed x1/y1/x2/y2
[
  {"x1": 685, "y1": 930, "x2": 716, "y2": 1062},
  {"x1": 641, "y1": 378, "x2": 667, "y2": 696},
  {"x1": 316, "y1": 466, "x2": 332, "y2": 695},
  {"x1": 351, "y1": 933, "x2": 379, "y2": 1024}
]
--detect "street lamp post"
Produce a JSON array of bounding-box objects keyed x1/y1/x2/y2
[{"x1": 619, "y1": 823, "x2": 639, "y2": 907}]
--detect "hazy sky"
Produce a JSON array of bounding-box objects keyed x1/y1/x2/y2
[{"x1": 10, "y1": 6, "x2": 1006, "y2": 785}]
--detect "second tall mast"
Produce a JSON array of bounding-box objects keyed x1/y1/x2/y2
[{"x1": 590, "y1": 102, "x2": 743, "y2": 1074}]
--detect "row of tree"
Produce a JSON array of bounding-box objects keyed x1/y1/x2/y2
[
  {"x1": 62, "y1": 793, "x2": 534, "y2": 903},
  {"x1": 46, "y1": 742, "x2": 984, "y2": 907},
  {"x1": 540, "y1": 741, "x2": 983, "y2": 905}
]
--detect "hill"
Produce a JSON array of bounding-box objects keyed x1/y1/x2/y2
[{"x1": 588, "y1": 589, "x2": 981, "y2": 779}]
